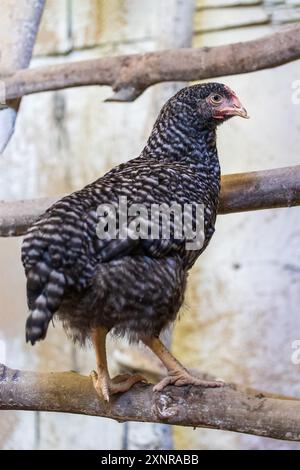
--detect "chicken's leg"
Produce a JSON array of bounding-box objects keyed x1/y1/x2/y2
[
  {"x1": 91, "y1": 326, "x2": 146, "y2": 401},
  {"x1": 143, "y1": 337, "x2": 224, "y2": 391}
]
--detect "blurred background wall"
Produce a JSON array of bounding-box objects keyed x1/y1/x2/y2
[{"x1": 0, "y1": 0, "x2": 299, "y2": 449}]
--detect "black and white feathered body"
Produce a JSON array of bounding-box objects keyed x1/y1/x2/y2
[{"x1": 22, "y1": 83, "x2": 246, "y2": 346}]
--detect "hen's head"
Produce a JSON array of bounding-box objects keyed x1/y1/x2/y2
[{"x1": 166, "y1": 82, "x2": 249, "y2": 129}]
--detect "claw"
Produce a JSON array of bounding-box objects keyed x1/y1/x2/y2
[{"x1": 91, "y1": 369, "x2": 110, "y2": 402}]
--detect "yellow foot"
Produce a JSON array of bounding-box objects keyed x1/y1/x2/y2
[
  {"x1": 153, "y1": 370, "x2": 225, "y2": 392},
  {"x1": 91, "y1": 371, "x2": 147, "y2": 402}
]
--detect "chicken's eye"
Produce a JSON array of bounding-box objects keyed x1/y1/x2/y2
[{"x1": 210, "y1": 94, "x2": 223, "y2": 105}]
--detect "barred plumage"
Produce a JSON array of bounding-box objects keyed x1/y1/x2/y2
[{"x1": 22, "y1": 83, "x2": 248, "y2": 399}]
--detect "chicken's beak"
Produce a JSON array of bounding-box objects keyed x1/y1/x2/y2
[
  {"x1": 228, "y1": 105, "x2": 249, "y2": 119},
  {"x1": 221, "y1": 94, "x2": 249, "y2": 119},
  {"x1": 213, "y1": 104, "x2": 249, "y2": 120}
]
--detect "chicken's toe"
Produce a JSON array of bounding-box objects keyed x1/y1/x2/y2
[
  {"x1": 154, "y1": 370, "x2": 225, "y2": 392},
  {"x1": 109, "y1": 374, "x2": 147, "y2": 394}
]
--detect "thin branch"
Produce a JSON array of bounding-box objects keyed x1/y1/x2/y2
[
  {"x1": 2, "y1": 24, "x2": 300, "y2": 102},
  {"x1": 0, "y1": 0, "x2": 45, "y2": 152},
  {"x1": 0, "y1": 197, "x2": 55, "y2": 237},
  {"x1": 0, "y1": 363, "x2": 300, "y2": 441},
  {"x1": 0, "y1": 165, "x2": 299, "y2": 237},
  {"x1": 218, "y1": 165, "x2": 300, "y2": 214}
]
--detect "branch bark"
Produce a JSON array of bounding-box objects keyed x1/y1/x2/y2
[
  {"x1": 0, "y1": 0, "x2": 45, "y2": 153},
  {"x1": 0, "y1": 363, "x2": 300, "y2": 441},
  {"x1": 0, "y1": 165, "x2": 299, "y2": 237},
  {"x1": 2, "y1": 24, "x2": 300, "y2": 102},
  {"x1": 218, "y1": 165, "x2": 300, "y2": 214}
]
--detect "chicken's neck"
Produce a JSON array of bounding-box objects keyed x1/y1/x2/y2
[{"x1": 143, "y1": 115, "x2": 219, "y2": 174}]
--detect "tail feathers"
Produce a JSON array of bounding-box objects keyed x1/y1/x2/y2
[
  {"x1": 25, "y1": 270, "x2": 66, "y2": 345},
  {"x1": 26, "y1": 296, "x2": 52, "y2": 345}
]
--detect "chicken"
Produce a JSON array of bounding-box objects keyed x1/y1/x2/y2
[{"x1": 22, "y1": 82, "x2": 248, "y2": 401}]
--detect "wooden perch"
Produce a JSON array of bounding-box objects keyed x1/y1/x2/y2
[
  {"x1": 1, "y1": 363, "x2": 300, "y2": 441},
  {"x1": 2, "y1": 24, "x2": 300, "y2": 102},
  {"x1": 218, "y1": 165, "x2": 300, "y2": 214},
  {"x1": 0, "y1": 165, "x2": 299, "y2": 237}
]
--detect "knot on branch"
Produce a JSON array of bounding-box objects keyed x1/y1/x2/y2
[
  {"x1": 154, "y1": 392, "x2": 180, "y2": 420},
  {"x1": 106, "y1": 86, "x2": 143, "y2": 103}
]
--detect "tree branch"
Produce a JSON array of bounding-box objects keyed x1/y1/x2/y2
[
  {"x1": 0, "y1": 165, "x2": 299, "y2": 237},
  {"x1": 0, "y1": 363, "x2": 300, "y2": 441},
  {"x1": 2, "y1": 24, "x2": 300, "y2": 102},
  {"x1": 218, "y1": 165, "x2": 300, "y2": 214}
]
